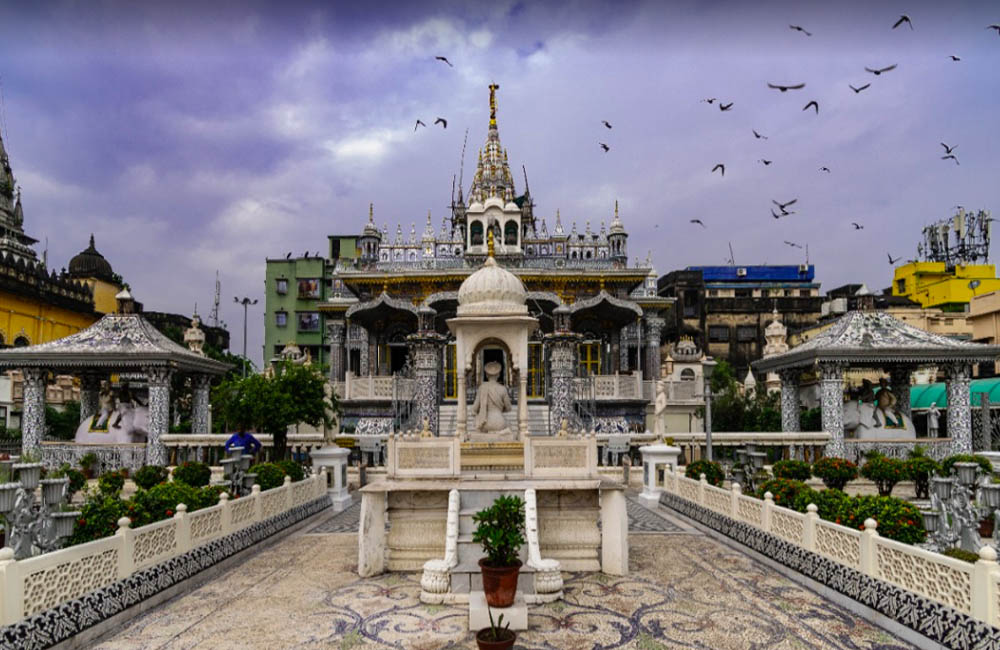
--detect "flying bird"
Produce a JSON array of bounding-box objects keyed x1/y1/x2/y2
[
  {"x1": 758, "y1": 159, "x2": 773, "y2": 166},
  {"x1": 771, "y1": 209, "x2": 785, "y2": 219},
  {"x1": 865, "y1": 64, "x2": 898, "y2": 75},
  {"x1": 892, "y1": 14, "x2": 913, "y2": 30},
  {"x1": 285, "y1": 252, "x2": 292, "y2": 259},
  {"x1": 414, "y1": 119, "x2": 426, "y2": 131},
  {"x1": 888, "y1": 253, "x2": 901, "y2": 265},
  {"x1": 990, "y1": 25, "x2": 1000, "y2": 35},
  {"x1": 789, "y1": 24, "x2": 812, "y2": 36},
  {"x1": 942, "y1": 154, "x2": 960, "y2": 165},
  {"x1": 690, "y1": 219, "x2": 706, "y2": 228},
  {"x1": 767, "y1": 82, "x2": 806, "y2": 92},
  {"x1": 601, "y1": 120, "x2": 612, "y2": 129},
  {"x1": 753, "y1": 129, "x2": 768, "y2": 140},
  {"x1": 700, "y1": 98, "x2": 717, "y2": 104},
  {"x1": 941, "y1": 142, "x2": 957, "y2": 154},
  {"x1": 712, "y1": 164, "x2": 725, "y2": 176},
  {"x1": 949, "y1": 55, "x2": 961, "y2": 61},
  {"x1": 719, "y1": 102, "x2": 734, "y2": 111},
  {"x1": 435, "y1": 56, "x2": 453, "y2": 67},
  {"x1": 819, "y1": 166, "x2": 831, "y2": 173},
  {"x1": 303, "y1": 251, "x2": 309, "y2": 259},
  {"x1": 773, "y1": 198, "x2": 798, "y2": 213},
  {"x1": 803, "y1": 100, "x2": 819, "y2": 114},
  {"x1": 784, "y1": 241, "x2": 803, "y2": 248},
  {"x1": 852, "y1": 222, "x2": 864, "y2": 230},
  {"x1": 849, "y1": 83, "x2": 871, "y2": 93},
  {"x1": 599, "y1": 142, "x2": 610, "y2": 152},
  {"x1": 434, "y1": 117, "x2": 447, "y2": 128}
]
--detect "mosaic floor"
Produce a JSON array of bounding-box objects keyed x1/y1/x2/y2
[{"x1": 92, "y1": 498, "x2": 913, "y2": 650}]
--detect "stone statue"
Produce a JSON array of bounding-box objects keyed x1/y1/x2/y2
[
  {"x1": 873, "y1": 377, "x2": 900, "y2": 428},
  {"x1": 184, "y1": 314, "x2": 206, "y2": 356},
  {"x1": 471, "y1": 361, "x2": 512, "y2": 436},
  {"x1": 95, "y1": 381, "x2": 116, "y2": 429},
  {"x1": 928, "y1": 402, "x2": 941, "y2": 437}
]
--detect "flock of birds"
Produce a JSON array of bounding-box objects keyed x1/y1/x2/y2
[{"x1": 418, "y1": 15, "x2": 1000, "y2": 266}]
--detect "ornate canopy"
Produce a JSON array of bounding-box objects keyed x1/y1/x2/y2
[
  {"x1": 570, "y1": 289, "x2": 642, "y2": 331},
  {"x1": 345, "y1": 291, "x2": 419, "y2": 332},
  {"x1": 754, "y1": 309, "x2": 1000, "y2": 373},
  {"x1": 0, "y1": 313, "x2": 230, "y2": 374}
]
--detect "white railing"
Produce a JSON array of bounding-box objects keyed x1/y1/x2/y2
[
  {"x1": 657, "y1": 379, "x2": 703, "y2": 401},
  {"x1": 663, "y1": 470, "x2": 1000, "y2": 627},
  {"x1": 669, "y1": 431, "x2": 831, "y2": 463},
  {"x1": 342, "y1": 372, "x2": 414, "y2": 401},
  {"x1": 0, "y1": 472, "x2": 327, "y2": 625},
  {"x1": 574, "y1": 372, "x2": 643, "y2": 401},
  {"x1": 162, "y1": 433, "x2": 326, "y2": 465}
]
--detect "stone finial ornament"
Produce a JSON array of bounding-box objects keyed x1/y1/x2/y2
[{"x1": 183, "y1": 314, "x2": 206, "y2": 356}]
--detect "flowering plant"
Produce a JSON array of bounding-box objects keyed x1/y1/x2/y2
[
  {"x1": 860, "y1": 454, "x2": 907, "y2": 497},
  {"x1": 771, "y1": 460, "x2": 811, "y2": 481},
  {"x1": 811, "y1": 457, "x2": 858, "y2": 491},
  {"x1": 685, "y1": 460, "x2": 724, "y2": 487}
]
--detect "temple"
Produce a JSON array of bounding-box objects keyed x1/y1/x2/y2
[{"x1": 312, "y1": 86, "x2": 674, "y2": 435}]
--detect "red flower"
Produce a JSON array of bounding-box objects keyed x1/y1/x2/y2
[
  {"x1": 78, "y1": 518, "x2": 86, "y2": 525},
  {"x1": 166, "y1": 509, "x2": 174, "y2": 516}
]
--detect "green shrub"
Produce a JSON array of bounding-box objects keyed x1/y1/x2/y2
[
  {"x1": 835, "y1": 495, "x2": 926, "y2": 545},
  {"x1": 66, "y1": 492, "x2": 127, "y2": 546},
  {"x1": 50, "y1": 463, "x2": 87, "y2": 497},
  {"x1": 134, "y1": 465, "x2": 169, "y2": 490},
  {"x1": 274, "y1": 459, "x2": 305, "y2": 482},
  {"x1": 940, "y1": 454, "x2": 993, "y2": 479},
  {"x1": 128, "y1": 482, "x2": 202, "y2": 527},
  {"x1": 195, "y1": 485, "x2": 229, "y2": 509},
  {"x1": 905, "y1": 456, "x2": 940, "y2": 500},
  {"x1": 685, "y1": 460, "x2": 725, "y2": 487},
  {"x1": 248, "y1": 463, "x2": 286, "y2": 490},
  {"x1": 79, "y1": 452, "x2": 99, "y2": 471},
  {"x1": 472, "y1": 495, "x2": 525, "y2": 567},
  {"x1": 812, "y1": 457, "x2": 858, "y2": 491},
  {"x1": 172, "y1": 461, "x2": 211, "y2": 487},
  {"x1": 943, "y1": 547, "x2": 980, "y2": 563},
  {"x1": 97, "y1": 471, "x2": 125, "y2": 495},
  {"x1": 794, "y1": 487, "x2": 852, "y2": 521},
  {"x1": 772, "y1": 459, "x2": 812, "y2": 481},
  {"x1": 756, "y1": 478, "x2": 816, "y2": 509},
  {"x1": 860, "y1": 454, "x2": 908, "y2": 497}
]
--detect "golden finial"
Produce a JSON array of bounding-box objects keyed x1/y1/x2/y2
[
  {"x1": 488, "y1": 83, "x2": 500, "y2": 126},
  {"x1": 369, "y1": 202, "x2": 374, "y2": 222},
  {"x1": 614, "y1": 200, "x2": 618, "y2": 219},
  {"x1": 487, "y1": 229, "x2": 495, "y2": 257}
]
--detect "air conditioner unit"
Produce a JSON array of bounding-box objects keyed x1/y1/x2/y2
[
  {"x1": 798, "y1": 264, "x2": 809, "y2": 273},
  {"x1": 736, "y1": 267, "x2": 747, "y2": 277}
]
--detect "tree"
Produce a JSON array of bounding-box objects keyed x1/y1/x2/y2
[
  {"x1": 702, "y1": 360, "x2": 782, "y2": 432},
  {"x1": 46, "y1": 401, "x2": 81, "y2": 440},
  {"x1": 212, "y1": 361, "x2": 336, "y2": 459}
]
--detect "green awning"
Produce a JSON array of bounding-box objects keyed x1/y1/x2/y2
[{"x1": 910, "y1": 377, "x2": 1000, "y2": 409}]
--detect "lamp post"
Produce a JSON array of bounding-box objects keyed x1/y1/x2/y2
[
  {"x1": 234, "y1": 296, "x2": 258, "y2": 377},
  {"x1": 702, "y1": 357, "x2": 717, "y2": 461}
]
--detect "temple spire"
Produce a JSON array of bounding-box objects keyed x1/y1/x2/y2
[
  {"x1": 489, "y1": 83, "x2": 499, "y2": 126},
  {"x1": 468, "y1": 84, "x2": 515, "y2": 203}
]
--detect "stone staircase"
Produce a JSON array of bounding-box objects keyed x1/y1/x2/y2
[
  {"x1": 450, "y1": 489, "x2": 536, "y2": 595},
  {"x1": 438, "y1": 402, "x2": 551, "y2": 436}
]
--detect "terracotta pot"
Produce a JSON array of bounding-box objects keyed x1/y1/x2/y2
[
  {"x1": 979, "y1": 516, "x2": 995, "y2": 538},
  {"x1": 479, "y1": 558, "x2": 521, "y2": 608},
  {"x1": 476, "y1": 628, "x2": 516, "y2": 650}
]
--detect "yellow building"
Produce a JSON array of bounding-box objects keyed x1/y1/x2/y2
[
  {"x1": 892, "y1": 261, "x2": 1000, "y2": 309},
  {"x1": 67, "y1": 234, "x2": 122, "y2": 315}
]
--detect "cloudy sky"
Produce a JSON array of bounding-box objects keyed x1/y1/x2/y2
[{"x1": 1, "y1": 0, "x2": 999, "y2": 365}]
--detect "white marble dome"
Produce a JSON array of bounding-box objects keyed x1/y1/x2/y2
[{"x1": 457, "y1": 256, "x2": 528, "y2": 316}]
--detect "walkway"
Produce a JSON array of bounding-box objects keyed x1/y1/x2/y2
[{"x1": 94, "y1": 497, "x2": 913, "y2": 649}]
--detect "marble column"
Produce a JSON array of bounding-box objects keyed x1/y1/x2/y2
[
  {"x1": 20, "y1": 368, "x2": 47, "y2": 456},
  {"x1": 779, "y1": 370, "x2": 801, "y2": 432},
  {"x1": 546, "y1": 338, "x2": 579, "y2": 434},
  {"x1": 946, "y1": 362, "x2": 973, "y2": 455},
  {"x1": 456, "y1": 366, "x2": 468, "y2": 438},
  {"x1": 326, "y1": 320, "x2": 346, "y2": 382},
  {"x1": 889, "y1": 367, "x2": 912, "y2": 421},
  {"x1": 191, "y1": 374, "x2": 211, "y2": 434},
  {"x1": 817, "y1": 363, "x2": 846, "y2": 458},
  {"x1": 644, "y1": 316, "x2": 665, "y2": 381},
  {"x1": 410, "y1": 340, "x2": 443, "y2": 435},
  {"x1": 79, "y1": 373, "x2": 102, "y2": 424},
  {"x1": 145, "y1": 366, "x2": 173, "y2": 466},
  {"x1": 518, "y1": 371, "x2": 528, "y2": 438}
]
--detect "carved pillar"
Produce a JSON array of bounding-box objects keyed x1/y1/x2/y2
[
  {"x1": 326, "y1": 320, "x2": 346, "y2": 383},
  {"x1": 145, "y1": 366, "x2": 173, "y2": 466},
  {"x1": 644, "y1": 316, "x2": 665, "y2": 381},
  {"x1": 779, "y1": 369, "x2": 801, "y2": 433},
  {"x1": 79, "y1": 373, "x2": 102, "y2": 424},
  {"x1": 456, "y1": 366, "x2": 468, "y2": 438},
  {"x1": 409, "y1": 309, "x2": 444, "y2": 435},
  {"x1": 817, "y1": 363, "x2": 846, "y2": 458},
  {"x1": 518, "y1": 372, "x2": 528, "y2": 438},
  {"x1": 20, "y1": 368, "x2": 47, "y2": 456},
  {"x1": 889, "y1": 367, "x2": 912, "y2": 421},
  {"x1": 946, "y1": 362, "x2": 973, "y2": 455},
  {"x1": 191, "y1": 374, "x2": 211, "y2": 434}
]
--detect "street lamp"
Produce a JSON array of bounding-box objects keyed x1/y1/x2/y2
[
  {"x1": 234, "y1": 296, "x2": 258, "y2": 377},
  {"x1": 702, "y1": 357, "x2": 717, "y2": 461}
]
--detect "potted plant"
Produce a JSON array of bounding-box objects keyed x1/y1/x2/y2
[
  {"x1": 472, "y1": 495, "x2": 525, "y2": 608},
  {"x1": 79, "y1": 452, "x2": 99, "y2": 479},
  {"x1": 476, "y1": 608, "x2": 515, "y2": 650}
]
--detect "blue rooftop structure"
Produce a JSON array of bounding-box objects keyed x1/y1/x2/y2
[{"x1": 689, "y1": 265, "x2": 815, "y2": 282}]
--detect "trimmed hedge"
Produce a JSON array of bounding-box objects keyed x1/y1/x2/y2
[
  {"x1": 97, "y1": 470, "x2": 126, "y2": 495},
  {"x1": 684, "y1": 460, "x2": 724, "y2": 487},
  {"x1": 248, "y1": 463, "x2": 286, "y2": 491},
  {"x1": 860, "y1": 454, "x2": 908, "y2": 497},
  {"x1": 756, "y1": 478, "x2": 816, "y2": 509},
  {"x1": 811, "y1": 457, "x2": 858, "y2": 491},
  {"x1": 133, "y1": 465, "x2": 169, "y2": 491},
  {"x1": 275, "y1": 459, "x2": 305, "y2": 482},
  {"x1": 173, "y1": 461, "x2": 211, "y2": 488},
  {"x1": 771, "y1": 459, "x2": 811, "y2": 481}
]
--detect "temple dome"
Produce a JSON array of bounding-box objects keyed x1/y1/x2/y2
[
  {"x1": 68, "y1": 234, "x2": 115, "y2": 282},
  {"x1": 457, "y1": 256, "x2": 527, "y2": 316}
]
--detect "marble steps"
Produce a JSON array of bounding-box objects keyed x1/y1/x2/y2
[{"x1": 437, "y1": 403, "x2": 551, "y2": 436}]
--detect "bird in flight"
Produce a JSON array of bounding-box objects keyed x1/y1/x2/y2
[
  {"x1": 719, "y1": 102, "x2": 734, "y2": 111},
  {"x1": 990, "y1": 24, "x2": 1000, "y2": 35},
  {"x1": 803, "y1": 100, "x2": 819, "y2": 114},
  {"x1": 941, "y1": 142, "x2": 957, "y2": 154},
  {"x1": 789, "y1": 24, "x2": 812, "y2": 36},
  {"x1": 949, "y1": 55, "x2": 961, "y2": 61},
  {"x1": 435, "y1": 56, "x2": 453, "y2": 67},
  {"x1": 285, "y1": 251, "x2": 292, "y2": 259},
  {"x1": 849, "y1": 83, "x2": 871, "y2": 93},
  {"x1": 599, "y1": 142, "x2": 610, "y2": 152},
  {"x1": 701, "y1": 98, "x2": 717, "y2": 104},
  {"x1": 773, "y1": 198, "x2": 798, "y2": 214},
  {"x1": 434, "y1": 117, "x2": 447, "y2": 128},
  {"x1": 414, "y1": 119, "x2": 427, "y2": 131},
  {"x1": 768, "y1": 82, "x2": 806, "y2": 92},
  {"x1": 601, "y1": 120, "x2": 612, "y2": 129},
  {"x1": 753, "y1": 129, "x2": 768, "y2": 140},
  {"x1": 851, "y1": 222, "x2": 864, "y2": 230},
  {"x1": 819, "y1": 166, "x2": 831, "y2": 173},
  {"x1": 303, "y1": 251, "x2": 310, "y2": 259},
  {"x1": 888, "y1": 253, "x2": 901, "y2": 265},
  {"x1": 892, "y1": 14, "x2": 913, "y2": 30},
  {"x1": 758, "y1": 159, "x2": 773, "y2": 166},
  {"x1": 712, "y1": 164, "x2": 725, "y2": 176},
  {"x1": 866, "y1": 64, "x2": 898, "y2": 75},
  {"x1": 942, "y1": 154, "x2": 960, "y2": 165},
  {"x1": 784, "y1": 240, "x2": 803, "y2": 248},
  {"x1": 690, "y1": 219, "x2": 706, "y2": 228},
  {"x1": 771, "y1": 209, "x2": 787, "y2": 219}
]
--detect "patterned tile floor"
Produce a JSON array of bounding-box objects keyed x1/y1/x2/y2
[{"x1": 93, "y1": 497, "x2": 913, "y2": 650}]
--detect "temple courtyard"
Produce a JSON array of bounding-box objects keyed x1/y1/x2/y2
[{"x1": 92, "y1": 495, "x2": 912, "y2": 650}]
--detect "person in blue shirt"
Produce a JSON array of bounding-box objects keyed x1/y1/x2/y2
[{"x1": 225, "y1": 430, "x2": 262, "y2": 456}]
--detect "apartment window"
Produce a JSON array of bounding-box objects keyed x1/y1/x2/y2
[
  {"x1": 708, "y1": 326, "x2": 730, "y2": 342},
  {"x1": 737, "y1": 326, "x2": 757, "y2": 342},
  {"x1": 897, "y1": 279, "x2": 906, "y2": 293},
  {"x1": 799, "y1": 289, "x2": 811, "y2": 297},
  {"x1": 297, "y1": 312, "x2": 321, "y2": 332},
  {"x1": 275, "y1": 279, "x2": 288, "y2": 295},
  {"x1": 708, "y1": 289, "x2": 718, "y2": 297},
  {"x1": 735, "y1": 289, "x2": 751, "y2": 298},
  {"x1": 298, "y1": 279, "x2": 320, "y2": 299},
  {"x1": 275, "y1": 311, "x2": 288, "y2": 327}
]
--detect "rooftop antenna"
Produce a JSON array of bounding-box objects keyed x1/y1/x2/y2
[
  {"x1": 728, "y1": 242, "x2": 736, "y2": 267},
  {"x1": 805, "y1": 244, "x2": 810, "y2": 265},
  {"x1": 457, "y1": 128, "x2": 468, "y2": 198},
  {"x1": 210, "y1": 270, "x2": 221, "y2": 327}
]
